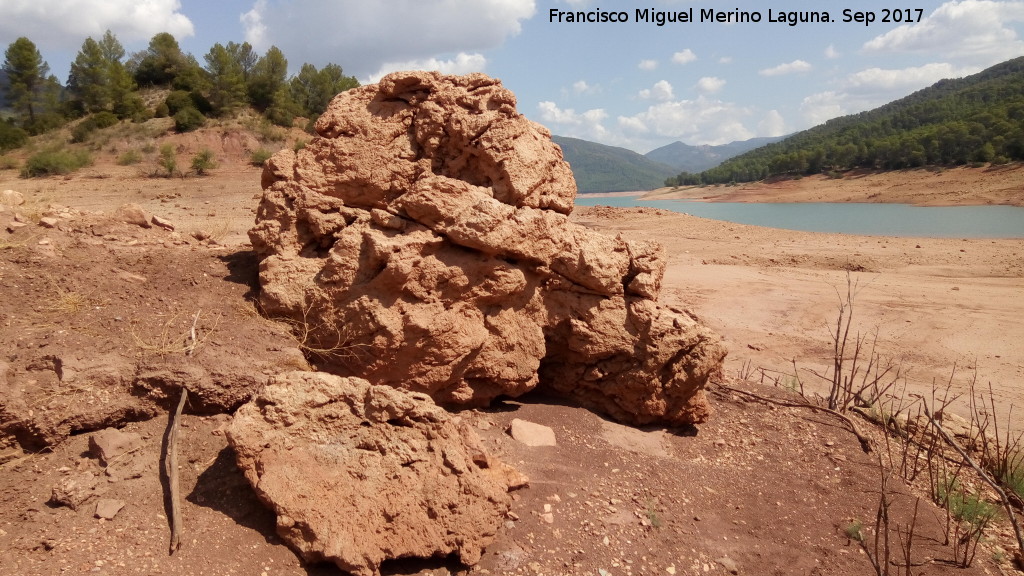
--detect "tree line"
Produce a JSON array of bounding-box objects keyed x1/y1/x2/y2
[
  {"x1": 666, "y1": 56, "x2": 1024, "y2": 187},
  {"x1": 0, "y1": 31, "x2": 359, "y2": 152}
]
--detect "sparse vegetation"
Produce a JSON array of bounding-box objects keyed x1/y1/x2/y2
[
  {"x1": 116, "y1": 149, "x2": 142, "y2": 165},
  {"x1": 20, "y1": 146, "x2": 92, "y2": 177},
  {"x1": 250, "y1": 147, "x2": 273, "y2": 166},
  {"x1": 190, "y1": 148, "x2": 216, "y2": 175},
  {"x1": 156, "y1": 143, "x2": 177, "y2": 177}
]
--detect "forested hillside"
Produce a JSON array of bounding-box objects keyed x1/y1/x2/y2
[
  {"x1": 667, "y1": 56, "x2": 1024, "y2": 186},
  {"x1": 0, "y1": 31, "x2": 357, "y2": 155},
  {"x1": 552, "y1": 135, "x2": 676, "y2": 192}
]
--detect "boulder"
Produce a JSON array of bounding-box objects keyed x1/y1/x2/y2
[
  {"x1": 0, "y1": 189, "x2": 24, "y2": 206},
  {"x1": 227, "y1": 371, "x2": 525, "y2": 576},
  {"x1": 114, "y1": 203, "x2": 151, "y2": 228},
  {"x1": 249, "y1": 71, "x2": 726, "y2": 426}
]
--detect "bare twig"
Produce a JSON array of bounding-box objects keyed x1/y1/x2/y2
[
  {"x1": 720, "y1": 384, "x2": 872, "y2": 453},
  {"x1": 167, "y1": 388, "x2": 188, "y2": 553},
  {"x1": 916, "y1": 395, "x2": 1024, "y2": 565},
  {"x1": 185, "y1": 311, "x2": 201, "y2": 356}
]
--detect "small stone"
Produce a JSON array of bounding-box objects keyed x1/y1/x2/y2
[
  {"x1": 94, "y1": 499, "x2": 125, "y2": 520},
  {"x1": 38, "y1": 217, "x2": 59, "y2": 228},
  {"x1": 191, "y1": 230, "x2": 211, "y2": 241},
  {"x1": 151, "y1": 215, "x2": 175, "y2": 231},
  {"x1": 6, "y1": 221, "x2": 27, "y2": 232},
  {"x1": 89, "y1": 428, "x2": 143, "y2": 466},
  {"x1": 666, "y1": 566, "x2": 676, "y2": 575},
  {"x1": 716, "y1": 556, "x2": 739, "y2": 574},
  {"x1": 540, "y1": 512, "x2": 554, "y2": 524},
  {"x1": 50, "y1": 472, "x2": 100, "y2": 510},
  {"x1": 508, "y1": 419, "x2": 556, "y2": 447}
]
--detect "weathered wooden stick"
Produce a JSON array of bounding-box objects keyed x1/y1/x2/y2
[{"x1": 167, "y1": 387, "x2": 188, "y2": 553}]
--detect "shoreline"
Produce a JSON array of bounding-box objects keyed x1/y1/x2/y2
[{"x1": 629, "y1": 164, "x2": 1024, "y2": 207}]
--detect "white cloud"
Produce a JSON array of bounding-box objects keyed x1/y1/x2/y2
[
  {"x1": 537, "y1": 101, "x2": 610, "y2": 141},
  {"x1": 759, "y1": 60, "x2": 813, "y2": 76},
  {"x1": 695, "y1": 76, "x2": 725, "y2": 94},
  {"x1": 0, "y1": 0, "x2": 194, "y2": 51},
  {"x1": 243, "y1": 0, "x2": 535, "y2": 78},
  {"x1": 825, "y1": 44, "x2": 840, "y2": 59},
  {"x1": 758, "y1": 110, "x2": 787, "y2": 137},
  {"x1": 639, "y1": 80, "x2": 675, "y2": 101},
  {"x1": 365, "y1": 53, "x2": 487, "y2": 84},
  {"x1": 864, "y1": 0, "x2": 1024, "y2": 64},
  {"x1": 800, "y1": 62, "x2": 979, "y2": 126},
  {"x1": 572, "y1": 80, "x2": 598, "y2": 95},
  {"x1": 718, "y1": 56, "x2": 733, "y2": 64},
  {"x1": 638, "y1": 59, "x2": 658, "y2": 70},
  {"x1": 844, "y1": 62, "x2": 977, "y2": 95},
  {"x1": 800, "y1": 91, "x2": 845, "y2": 126},
  {"x1": 671, "y1": 49, "x2": 697, "y2": 65},
  {"x1": 617, "y1": 97, "x2": 754, "y2": 146}
]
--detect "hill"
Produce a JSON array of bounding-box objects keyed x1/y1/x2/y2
[
  {"x1": 669, "y1": 56, "x2": 1024, "y2": 186},
  {"x1": 552, "y1": 135, "x2": 676, "y2": 193},
  {"x1": 645, "y1": 136, "x2": 785, "y2": 173}
]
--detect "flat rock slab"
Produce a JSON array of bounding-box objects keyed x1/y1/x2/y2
[
  {"x1": 94, "y1": 499, "x2": 125, "y2": 520},
  {"x1": 508, "y1": 418, "x2": 557, "y2": 447},
  {"x1": 89, "y1": 428, "x2": 143, "y2": 466},
  {"x1": 227, "y1": 371, "x2": 526, "y2": 576}
]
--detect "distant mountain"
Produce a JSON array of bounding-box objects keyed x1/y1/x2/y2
[
  {"x1": 669, "y1": 55, "x2": 1024, "y2": 186},
  {"x1": 645, "y1": 136, "x2": 787, "y2": 173},
  {"x1": 552, "y1": 135, "x2": 677, "y2": 193}
]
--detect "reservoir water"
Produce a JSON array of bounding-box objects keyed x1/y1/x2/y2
[{"x1": 574, "y1": 196, "x2": 1024, "y2": 238}]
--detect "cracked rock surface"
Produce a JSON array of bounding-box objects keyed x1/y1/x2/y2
[
  {"x1": 249, "y1": 71, "x2": 726, "y2": 425},
  {"x1": 226, "y1": 371, "x2": 526, "y2": 576}
]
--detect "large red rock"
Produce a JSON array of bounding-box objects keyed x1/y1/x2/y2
[
  {"x1": 249, "y1": 71, "x2": 726, "y2": 426},
  {"x1": 227, "y1": 371, "x2": 525, "y2": 576}
]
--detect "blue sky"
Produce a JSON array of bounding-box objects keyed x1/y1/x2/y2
[{"x1": 2, "y1": 0, "x2": 1023, "y2": 153}]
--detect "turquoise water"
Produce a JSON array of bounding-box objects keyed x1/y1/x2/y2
[{"x1": 574, "y1": 196, "x2": 1024, "y2": 238}]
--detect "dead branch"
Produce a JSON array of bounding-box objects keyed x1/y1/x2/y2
[
  {"x1": 720, "y1": 384, "x2": 872, "y2": 453},
  {"x1": 167, "y1": 388, "x2": 188, "y2": 553},
  {"x1": 916, "y1": 396, "x2": 1024, "y2": 566}
]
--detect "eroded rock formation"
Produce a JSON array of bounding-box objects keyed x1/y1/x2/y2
[
  {"x1": 226, "y1": 371, "x2": 526, "y2": 576},
  {"x1": 249, "y1": 71, "x2": 726, "y2": 426}
]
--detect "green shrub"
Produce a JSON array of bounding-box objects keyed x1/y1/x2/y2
[
  {"x1": 154, "y1": 102, "x2": 170, "y2": 118},
  {"x1": 293, "y1": 139, "x2": 307, "y2": 152},
  {"x1": 71, "y1": 112, "x2": 120, "y2": 143},
  {"x1": 250, "y1": 147, "x2": 273, "y2": 166},
  {"x1": 165, "y1": 91, "x2": 194, "y2": 116},
  {"x1": 157, "y1": 143, "x2": 177, "y2": 177},
  {"x1": 173, "y1": 108, "x2": 206, "y2": 133},
  {"x1": 21, "y1": 146, "x2": 93, "y2": 177},
  {"x1": 0, "y1": 121, "x2": 29, "y2": 152},
  {"x1": 0, "y1": 155, "x2": 19, "y2": 170},
  {"x1": 191, "y1": 148, "x2": 217, "y2": 175},
  {"x1": 117, "y1": 149, "x2": 143, "y2": 166}
]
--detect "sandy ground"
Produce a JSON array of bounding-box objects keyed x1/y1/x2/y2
[
  {"x1": 572, "y1": 204, "x2": 1024, "y2": 425},
  {"x1": 2, "y1": 150, "x2": 1023, "y2": 575}
]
